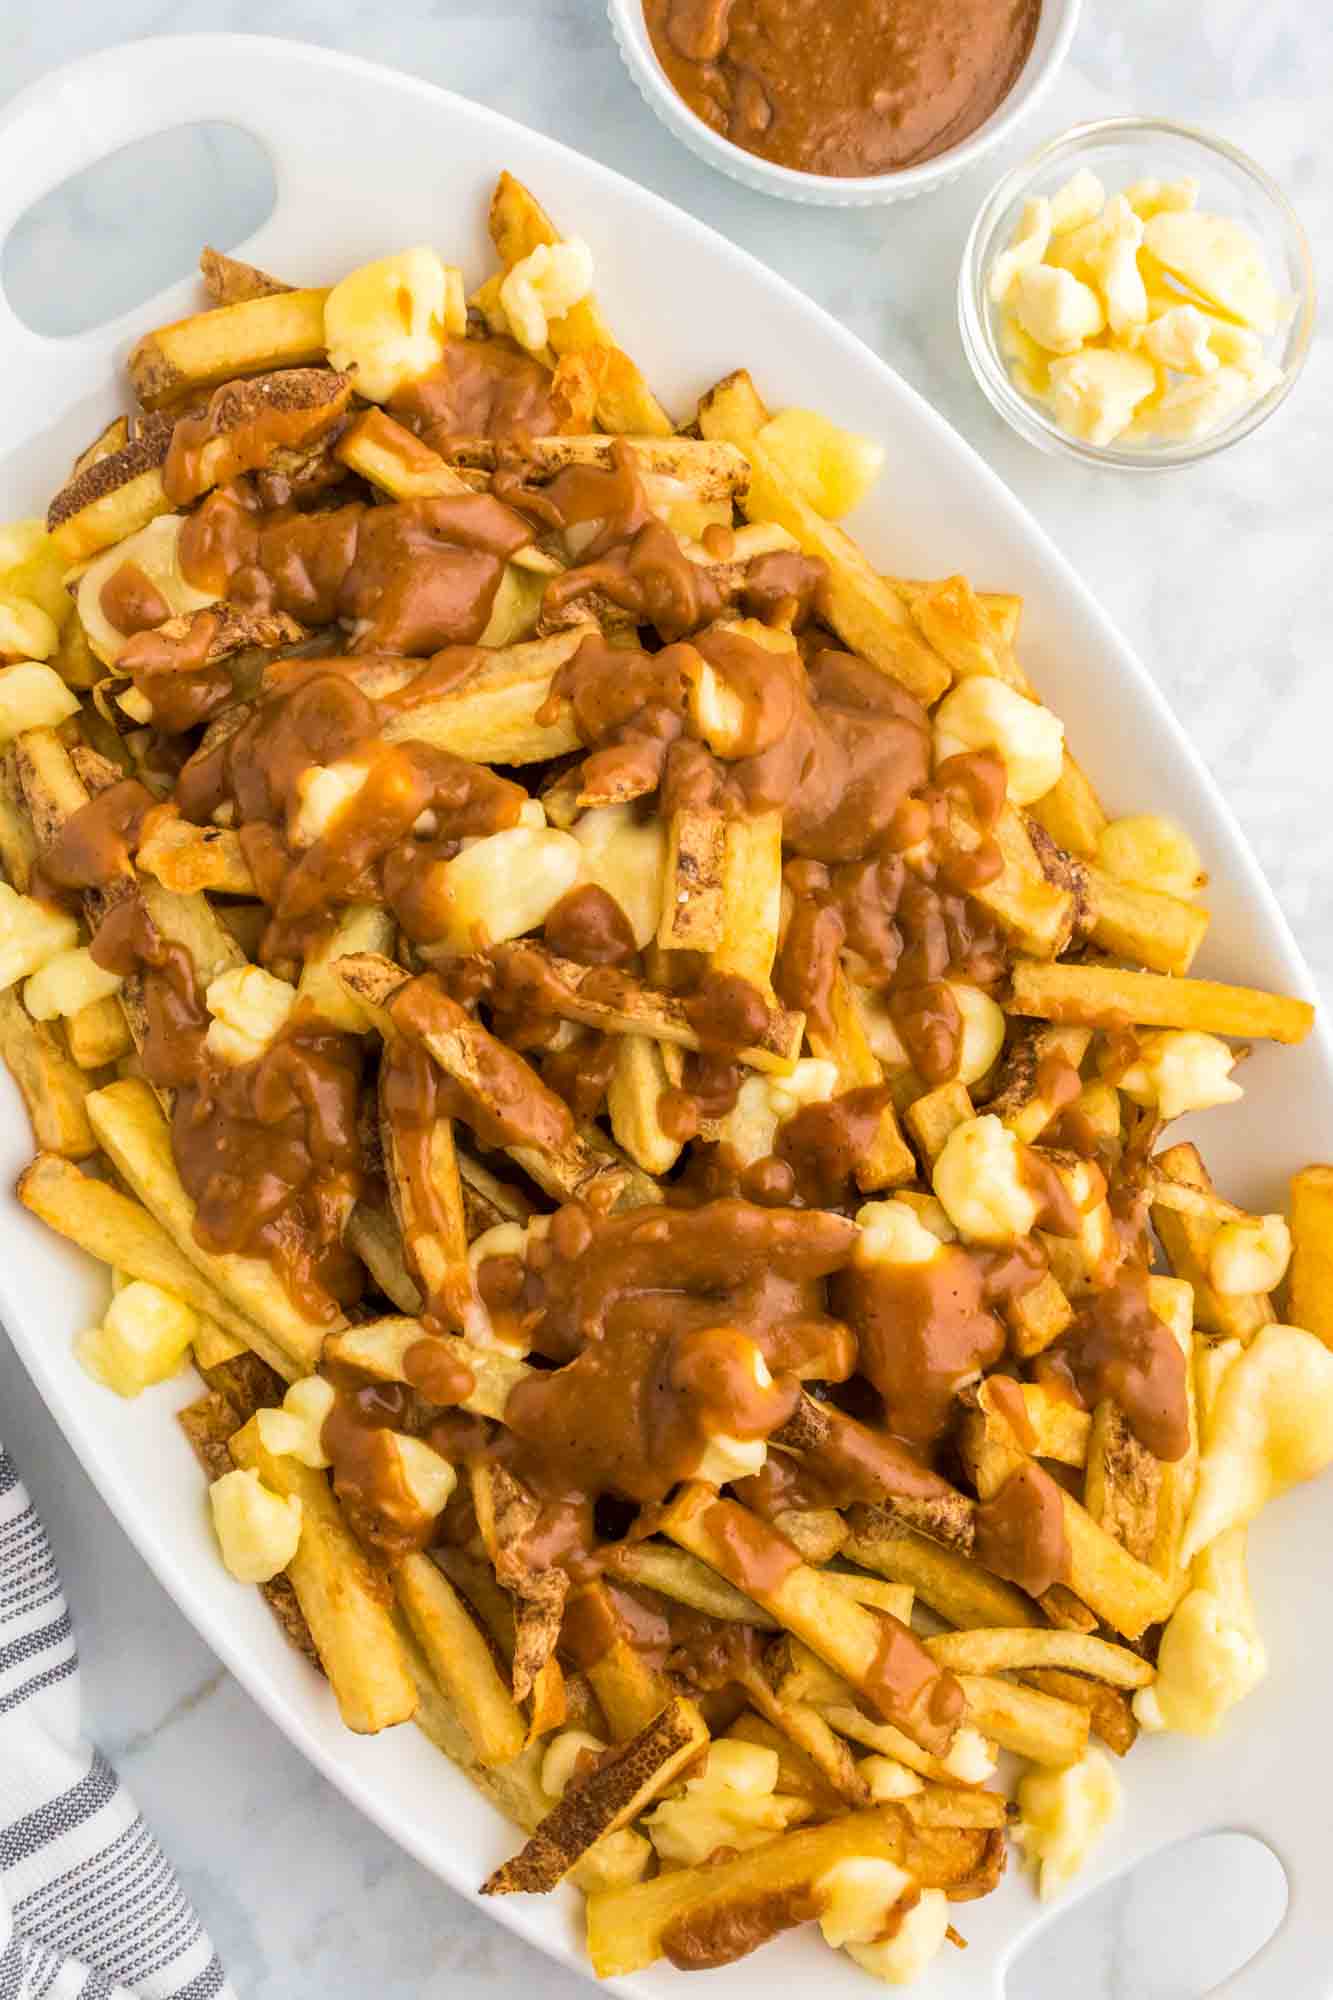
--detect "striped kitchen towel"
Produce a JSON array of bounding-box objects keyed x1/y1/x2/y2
[{"x1": 0, "y1": 1443, "x2": 235, "y2": 2000}]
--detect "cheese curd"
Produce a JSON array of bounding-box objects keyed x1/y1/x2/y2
[
  {"x1": 0, "y1": 660, "x2": 80, "y2": 740},
  {"x1": 859, "y1": 1755, "x2": 924, "y2": 1802},
  {"x1": 434, "y1": 824, "x2": 583, "y2": 952},
  {"x1": 1017, "y1": 1751, "x2": 1120, "y2": 1900},
  {"x1": 1115, "y1": 1030, "x2": 1242, "y2": 1122},
  {"x1": 75, "y1": 1279, "x2": 197, "y2": 1398},
  {"x1": 988, "y1": 169, "x2": 1288, "y2": 446},
  {"x1": 1182, "y1": 1322, "x2": 1333, "y2": 1565},
  {"x1": 696, "y1": 1343, "x2": 774, "y2": 1486},
  {"x1": 933, "y1": 1115, "x2": 1042, "y2": 1247},
  {"x1": 0, "y1": 883, "x2": 78, "y2": 992},
  {"x1": 0, "y1": 596, "x2": 58, "y2": 663},
  {"x1": 210, "y1": 1467, "x2": 303, "y2": 1583},
  {"x1": 393, "y1": 1433, "x2": 458, "y2": 1520},
  {"x1": 324, "y1": 248, "x2": 461, "y2": 402},
  {"x1": 256, "y1": 1374, "x2": 337, "y2": 1468},
  {"x1": 816, "y1": 1857, "x2": 913, "y2": 1949},
  {"x1": 571, "y1": 803, "x2": 667, "y2": 950},
  {"x1": 1133, "y1": 1528, "x2": 1267, "y2": 1736},
  {"x1": 845, "y1": 1889, "x2": 950, "y2": 1985},
  {"x1": 643, "y1": 1739, "x2": 804, "y2": 1866},
  {"x1": 498, "y1": 238, "x2": 594, "y2": 354},
  {"x1": 757, "y1": 408, "x2": 885, "y2": 520},
  {"x1": 291, "y1": 760, "x2": 370, "y2": 847},
  {"x1": 75, "y1": 514, "x2": 216, "y2": 666},
  {"x1": 948, "y1": 982, "x2": 1006, "y2": 1087},
  {"x1": 855, "y1": 1196, "x2": 946, "y2": 1268},
  {"x1": 717, "y1": 1058, "x2": 839, "y2": 1168},
  {"x1": 1209, "y1": 1214, "x2": 1291, "y2": 1297},
  {"x1": 933, "y1": 675, "x2": 1064, "y2": 807},
  {"x1": 23, "y1": 945, "x2": 122, "y2": 1021},
  {"x1": 1096, "y1": 812, "x2": 1206, "y2": 900},
  {"x1": 205, "y1": 965, "x2": 298, "y2": 1067}
]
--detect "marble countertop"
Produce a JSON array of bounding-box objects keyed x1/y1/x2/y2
[{"x1": 0, "y1": 1, "x2": 1328, "y2": 1994}]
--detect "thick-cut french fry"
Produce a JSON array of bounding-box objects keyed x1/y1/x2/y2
[
  {"x1": 1289, "y1": 1164, "x2": 1333, "y2": 1347},
  {"x1": 47, "y1": 422, "x2": 172, "y2": 561},
  {"x1": 336, "y1": 407, "x2": 475, "y2": 499},
  {"x1": 1002, "y1": 1270, "x2": 1076, "y2": 1359},
  {"x1": 449, "y1": 433, "x2": 744, "y2": 496},
  {"x1": 955, "y1": 804, "x2": 1076, "y2": 959},
  {"x1": 609, "y1": 1542, "x2": 777, "y2": 1627},
  {"x1": 844, "y1": 1511, "x2": 1039, "y2": 1631},
  {"x1": 63, "y1": 993, "x2": 133, "y2": 1070},
  {"x1": 16, "y1": 1152, "x2": 296, "y2": 1379},
  {"x1": 734, "y1": 1663, "x2": 868, "y2": 1805},
  {"x1": 0, "y1": 744, "x2": 39, "y2": 891},
  {"x1": 322, "y1": 1318, "x2": 529, "y2": 1418},
  {"x1": 199, "y1": 245, "x2": 291, "y2": 304},
  {"x1": 378, "y1": 1053, "x2": 474, "y2": 1333},
  {"x1": 1152, "y1": 1142, "x2": 1271, "y2": 1340},
  {"x1": 658, "y1": 805, "x2": 725, "y2": 951},
  {"x1": 905, "y1": 573, "x2": 1025, "y2": 689},
  {"x1": 0, "y1": 990, "x2": 97, "y2": 1158},
  {"x1": 976, "y1": 1376, "x2": 1090, "y2": 1464},
  {"x1": 991, "y1": 1024, "x2": 1092, "y2": 1144},
  {"x1": 804, "y1": 967, "x2": 916, "y2": 1190},
  {"x1": 127, "y1": 289, "x2": 330, "y2": 407},
  {"x1": 230, "y1": 1416, "x2": 416, "y2": 1733},
  {"x1": 905, "y1": 1078, "x2": 974, "y2": 1165},
  {"x1": 1009, "y1": 958, "x2": 1315, "y2": 1044},
  {"x1": 345, "y1": 1202, "x2": 422, "y2": 1315},
  {"x1": 483, "y1": 1696, "x2": 708, "y2": 1895},
  {"x1": 488, "y1": 173, "x2": 673, "y2": 436},
  {"x1": 699, "y1": 371, "x2": 949, "y2": 705},
  {"x1": 377, "y1": 628, "x2": 590, "y2": 764},
  {"x1": 606, "y1": 1034, "x2": 684, "y2": 1177},
  {"x1": 662, "y1": 1484, "x2": 960, "y2": 1755},
  {"x1": 955, "y1": 1675, "x2": 1089, "y2": 1765},
  {"x1": 488, "y1": 942, "x2": 804, "y2": 1075},
  {"x1": 395, "y1": 1552, "x2": 526, "y2": 1768},
  {"x1": 1030, "y1": 751, "x2": 1108, "y2": 859},
  {"x1": 1144, "y1": 1274, "x2": 1198, "y2": 1598},
  {"x1": 136, "y1": 813, "x2": 256, "y2": 896},
  {"x1": 586, "y1": 1805, "x2": 987, "y2": 1976},
  {"x1": 713, "y1": 810, "x2": 783, "y2": 997},
  {"x1": 1020, "y1": 1667, "x2": 1138, "y2": 1757},
  {"x1": 86, "y1": 1077, "x2": 333, "y2": 1371},
  {"x1": 959, "y1": 1421, "x2": 1172, "y2": 1639},
  {"x1": 1084, "y1": 1399, "x2": 1161, "y2": 1564},
  {"x1": 926, "y1": 1628, "x2": 1153, "y2": 1688},
  {"x1": 1082, "y1": 863, "x2": 1209, "y2": 976}
]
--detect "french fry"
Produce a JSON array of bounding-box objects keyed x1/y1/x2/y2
[
  {"x1": 136, "y1": 814, "x2": 257, "y2": 896},
  {"x1": 16, "y1": 1152, "x2": 296, "y2": 1379},
  {"x1": 344, "y1": 1202, "x2": 422, "y2": 1315},
  {"x1": 86, "y1": 1078, "x2": 332, "y2": 1372},
  {"x1": 199, "y1": 245, "x2": 291, "y2": 304},
  {"x1": 46, "y1": 422, "x2": 172, "y2": 561},
  {"x1": 1289, "y1": 1164, "x2": 1333, "y2": 1347},
  {"x1": 905, "y1": 573, "x2": 1025, "y2": 689},
  {"x1": 661, "y1": 1484, "x2": 960, "y2": 1755},
  {"x1": 1008, "y1": 959, "x2": 1315, "y2": 1045},
  {"x1": 657, "y1": 805, "x2": 726, "y2": 951},
  {"x1": 609, "y1": 1542, "x2": 778, "y2": 1627},
  {"x1": 585, "y1": 1805, "x2": 980, "y2": 1976},
  {"x1": 1084, "y1": 1400, "x2": 1161, "y2": 1564},
  {"x1": 0, "y1": 744, "x2": 39, "y2": 891},
  {"x1": 1020, "y1": 1667, "x2": 1138, "y2": 1756},
  {"x1": 127, "y1": 289, "x2": 331, "y2": 408},
  {"x1": 395, "y1": 1552, "x2": 526, "y2": 1768},
  {"x1": 488, "y1": 172, "x2": 673, "y2": 436},
  {"x1": 713, "y1": 810, "x2": 783, "y2": 998},
  {"x1": 733, "y1": 1663, "x2": 868, "y2": 1806},
  {"x1": 63, "y1": 993, "x2": 133, "y2": 1069},
  {"x1": 698, "y1": 371, "x2": 950, "y2": 706},
  {"x1": 488, "y1": 942, "x2": 804, "y2": 1075},
  {"x1": 844, "y1": 1511, "x2": 1040, "y2": 1631},
  {"x1": 925, "y1": 1628, "x2": 1152, "y2": 1688},
  {"x1": 1152, "y1": 1143, "x2": 1271, "y2": 1340},
  {"x1": 1082, "y1": 862, "x2": 1209, "y2": 976},
  {"x1": 230, "y1": 1416, "x2": 417, "y2": 1733},
  {"x1": 905, "y1": 1078, "x2": 974, "y2": 1165},
  {"x1": 377, "y1": 628, "x2": 591, "y2": 764},
  {"x1": 378, "y1": 1052, "x2": 474, "y2": 1333},
  {"x1": 606, "y1": 1034, "x2": 685, "y2": 1177},
  {"x1": 482, "y1": 1696, "x2": 708, "y2": 1895},
  {"x1": 0, "y1": 990, "x2": 97, "y2": 1158},
  {"x1": 1029, "y1": 751, "x2": 1108, "y2": 859},
  {"x1": 976, "y1": 1376, "x2": 1090, "y2": 1465},
  {"x1": 335, "y1": 406, "x2": 474, "y2": 499},
  {"x1": 1144, "y1": 1273, "x2": 1198, "y2": 1598},
  {"x1": 1002, "y1": 1271, "x2": 1076, "y2": 1359},
  {"x1": 724, "y1": 1711, "x2": 849, "y2": 1812},
  {"x1": 958, "y1": 1420, "x2": 1172, "y2": 1639},
  {"x1": 805, "y1": 967, "x2": 916, "y2": 1190},
  {"x1": 448, "y1": 432, "x2": 743, "y2": 496},
  {"x1": 955, "y1": 1675, "x2": 1089, "y2": 1765},
  {"x1": 956, "y1": 804, "x2": 1076, "y2": 959}
]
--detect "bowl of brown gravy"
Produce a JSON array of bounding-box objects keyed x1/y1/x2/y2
[{"x1": 610, "y1": 0, "x2": 1082, "y2": 203}]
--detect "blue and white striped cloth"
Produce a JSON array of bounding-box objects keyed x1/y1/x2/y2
[{"x1": 0, "y1": 1444, "x2": 235, "y2": 2000}]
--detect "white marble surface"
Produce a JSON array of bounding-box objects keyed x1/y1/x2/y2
[{"x1": 0, "y1": 1, "x2": 1329, "y2": 1994}]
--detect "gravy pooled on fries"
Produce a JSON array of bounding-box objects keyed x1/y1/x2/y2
[{"x1": 2, "y1": 170, "x2": 1330, "y2": 1989}]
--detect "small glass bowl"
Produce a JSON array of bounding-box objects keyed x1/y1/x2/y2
[{"x1": 959, "y1": 117, "x2": 1316, "y2": 469}]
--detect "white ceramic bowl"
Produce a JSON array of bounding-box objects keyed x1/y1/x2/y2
[{"x1": 607, "y1": 0, "x2": 1083, "y2": 206}]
